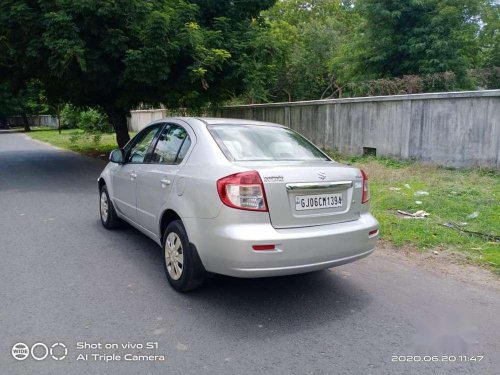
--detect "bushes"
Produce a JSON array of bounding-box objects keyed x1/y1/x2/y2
[
  {"x1": 326, "y1": 68, "x2": 500, "y2": 99},
  {"x1": 59, "y1": 104, "x2": 80, "y2": 129},
  {"x1": 77, "y1": 108, "x2": 111, "y2": 133},
  {"x1": 60, "y1": 104, "x2": 112, "y2": 133},
  {"x1": 60, "y1": 105, "x2": 112, "y2": 145}
]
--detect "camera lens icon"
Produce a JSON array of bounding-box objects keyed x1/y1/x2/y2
[
  {"x1": 50, "y1": 343, "x2": 67, "y2": 360},
  {"x1": 11, "y1": 343, "x2": 30, "y2": 361}
]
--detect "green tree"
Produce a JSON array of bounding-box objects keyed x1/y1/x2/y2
[
  {"x1": 478, "y1": 1, "x2": 500, "y2": 68},
  {"x1": 332, "y1": 0, "x2": 486, "y2": 85},
  {"x1": 0, "y1": 80, "x2": 48, "y2": 131},
  {"x1": 0, "y1": 84, "x2": 18, "y2": 122},
  {"x1": 235, "y1": 19, "x2": 283, "y2": 103},
  {"x1": 0, "y1": 0, "x2": 275, "y2": 147},
  {"x1": 237, "y1": 0, "x2": 361, "y2": 102}
]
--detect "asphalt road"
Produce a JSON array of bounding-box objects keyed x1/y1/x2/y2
[{"x1": 0, "y1": 131, "x2": 499, "y2": 375}]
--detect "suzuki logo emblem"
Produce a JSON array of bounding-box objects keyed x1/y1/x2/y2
[{"x1": 317, "y1": 171, "x2": 326, "y2": 180}]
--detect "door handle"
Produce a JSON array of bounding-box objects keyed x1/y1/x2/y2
[
  {"x1": 160, "y1": 178, "x2": 171, "y2": 187},
  {"x1": 130, "y1": 172, "x2": 137, "y2": 180}
]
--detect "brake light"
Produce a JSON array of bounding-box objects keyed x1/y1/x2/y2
[
  {"x1": 252, "y1": 244, "x2": 275, "y2": 251},
  {"x1": 217, "y1": 171, "x2": 268, "y2": 212},
  {"x1": 361, "y1": 169, "x2": 370, "y2": 204}
]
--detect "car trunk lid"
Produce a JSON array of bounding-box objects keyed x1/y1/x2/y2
[{"x1": 237, "y1": 161, "x2": 363, "y2": 229}]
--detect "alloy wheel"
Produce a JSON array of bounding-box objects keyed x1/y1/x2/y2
[
  {"x1": 100, "y1": 191, "x2": 108, "y2": 222},
  {"x1": 165, "y1": 232, "x2": 184, "y2": 280}
]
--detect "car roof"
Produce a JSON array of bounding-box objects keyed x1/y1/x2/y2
[
  {"x1": 144, "y1": 117, "x2": 287, "y2": 132},
  {"x1": 194, "y1": 117, "x2": 285, "y2": 127}
]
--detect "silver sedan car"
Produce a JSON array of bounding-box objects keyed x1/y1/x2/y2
[{"x1": 98, "y1": 118, "x2": 379, "y2": 291}]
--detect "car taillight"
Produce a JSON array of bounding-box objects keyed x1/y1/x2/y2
[
  {"x1": 361, "y1": 169, "x2": 370, "y2": 204},
  {"x1": 252, "y1": 244, "x2": 275, "y2": 251},
  {"x1": 217, "y1": 171, "x2": 268, "y2": 212}
]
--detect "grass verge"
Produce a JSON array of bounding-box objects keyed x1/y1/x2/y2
[
  {"x1": 27, "y1": 128, "x2": 126, "y2": 158},
  {"x1": 328, "y1": 153, "x2": 500, "y2": 274}
]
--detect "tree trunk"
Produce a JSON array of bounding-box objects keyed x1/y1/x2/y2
[
  {"x1": 106, "y1": 108, "x2": 130, "y2": 148},
  {"x1": 21, "y1": 113, "x2": 31, "y2": 132},
  {"x1": 55, "y1": 105, "x2": 62, "y2": 134}
]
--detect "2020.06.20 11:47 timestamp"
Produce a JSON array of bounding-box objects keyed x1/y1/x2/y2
[{"x1": 391, "y1": 355, "x2": 484, "y2": 363}]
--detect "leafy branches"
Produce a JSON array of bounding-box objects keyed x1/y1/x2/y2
[{"x1": 0, "y1": 0, "x2": 276, "y2": 146}]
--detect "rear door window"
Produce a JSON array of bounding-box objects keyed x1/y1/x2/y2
[{"x1": 150, "y1": 124, "x2": 190, "y2": 165}]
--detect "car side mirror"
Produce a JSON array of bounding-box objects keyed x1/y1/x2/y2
[{"x1": 109, "y1": 149, "x2": 124, "y2": 164}]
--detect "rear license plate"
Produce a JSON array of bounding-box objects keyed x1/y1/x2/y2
[{"x1": 295, "y1": 193, "x2": 343, "y2": 211}]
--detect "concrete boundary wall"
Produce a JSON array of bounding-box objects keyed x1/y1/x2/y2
[
  {"x1": 7, "y1": 115, "x2": 58, "y2": 128},
  {"x1": 127, "y1": 109, "x2": 168, "y2": 133},
  {"x1": 217, "y1": 90, "x2": 500, "y2": 169}
]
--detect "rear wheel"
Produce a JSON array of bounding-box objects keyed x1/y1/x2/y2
[
  {"x1": 163, "y1": 220, "x2": 206, "y2": 292},
  {"x1": 99, "y1": 185, "x2": 121, "y2": 229}
]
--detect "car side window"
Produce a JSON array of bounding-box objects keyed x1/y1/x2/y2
[
  {"x1": 175, "y1": 136, "x2": 191, "y2": 164},
  {"x1": 127, "y1": 125, "x2": 161, "y2": 163},
  {"x1": 150, "y1": 125, "x2": 191, "y2": 165}
]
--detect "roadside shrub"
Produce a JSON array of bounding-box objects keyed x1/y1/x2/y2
[
  {"x1": 92, "y1": 133, "x2": 102, "y2": 144},
  {"x1": 333, "y1": 68, "x2": 499, "y2": 99},
  {"x1": 59, "y1": 104, "x2": 80, "y2": 129},
  {"x1": 469, "y1": 68, "x2": 500, "y2": 90},
  {"x1": 77, "y1": 108, "x2": 111, "y2": 134},
  {"x1": 68, "y1": 132, "x2": 81, "y2": 144}
]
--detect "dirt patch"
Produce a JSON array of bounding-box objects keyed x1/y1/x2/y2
[{"x1": 375, "y1": 240, "x2": 500, "y2": 290}]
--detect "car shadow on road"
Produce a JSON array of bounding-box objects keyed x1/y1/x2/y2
[
  {"x1": 106, "y1": 220, "x2": 373, "y2": 338},
  {"x1": 186, "y1": 269, "x2": 372, "y2": 337}
]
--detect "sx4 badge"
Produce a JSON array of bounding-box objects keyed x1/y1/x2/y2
[{"x1": 12, "y1": 342, "x2": 67, "y2": 361}]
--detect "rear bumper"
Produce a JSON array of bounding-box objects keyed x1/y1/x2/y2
[
  {"x1": 229, "y1": 248, "x2": 375, "y2": 277},
  {"x1": 185, "y1": 213, "x2": 379, "y2": 278}
]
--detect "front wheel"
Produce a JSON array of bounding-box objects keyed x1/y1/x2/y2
[
  {"x1": 163, "y1": 220, "x2": 206, "y2": 292},
  {"x1": 99, "y1": 185, "x2": 121, "y2": 229}
]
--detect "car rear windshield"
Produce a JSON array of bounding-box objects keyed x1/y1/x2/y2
[{"x1": 208, "y1": 124, "x2": 330, "y2": 162}]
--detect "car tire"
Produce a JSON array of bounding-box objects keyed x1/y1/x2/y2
[
  {"x1": 163, "y1": 220, "x2": 206, "y2": 292},
  {"x1": 99, "y1": 185, "x2": 121, "y2": 229}
]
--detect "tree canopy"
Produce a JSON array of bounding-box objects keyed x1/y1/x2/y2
[
  {"x1": 335, "y1": 0, "x2": 484, "y2": 80},
  {"x1": 0, "y1": 0, "x2": 275, "y2": 146},
  {"x1": 0, "y1": 0, "x2": 498, "y2": 139},
  {"x1": 238, "y1": 0, "x2": 499, "y2": 103}
]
